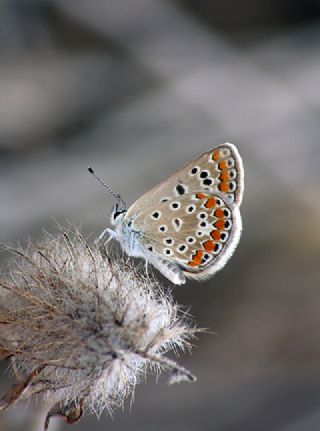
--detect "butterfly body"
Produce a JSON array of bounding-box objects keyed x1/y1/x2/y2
[{"x1": 105, "y1": 143, "x2": 244, "y2": 285}]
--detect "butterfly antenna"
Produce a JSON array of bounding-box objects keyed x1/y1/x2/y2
[{"x1": 88, "y1": 166, "x2": 126, "y2": 210}]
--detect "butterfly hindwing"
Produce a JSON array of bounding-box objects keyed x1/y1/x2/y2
[{"x1": 127, "y1": 191, "x2": 241, "y2": 281}]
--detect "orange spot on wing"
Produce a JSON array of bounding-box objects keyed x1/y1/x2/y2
[
  {"x1": 211, "y1": 230, "x2": 221, "y2": 241},
  {"x1": 215, "y1": 208, "x2": 225, "y2": 219},
  {"x1": 220, "y1": 170, "x2": 230, "y2": 181},
  {"x1": 193, "y1": 250, "x2": 203, "y2": 264},
  {"x1": 205, "y1": 197, "x2": 216, "y2": 208},
  {"x1": 196, "y1": 193, "x2": 206, "y2": 199},
  {"x1": 203, "y1": 240, "x2": 216, "y2": 252},
  {"x1": 212, "y1": 149, "x2": 221, "y2": 161},
  {"x1": 219, "y1": 182, "x2": 230, "y2": 193},
  {"x1": 188, "y1": 250, "x2": 204, "y2": 267},
  {"x1": 214, "y1": 219, "x2": 226, "y2": 230},
  {"x1": 218, "y1": 160, "x2": 228, "y2": 170}
]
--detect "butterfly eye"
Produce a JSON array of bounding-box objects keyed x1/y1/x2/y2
[
  {"x1": 111, "y1": 200, "x2": 127, "y2": 223},
  {"x1": 113, "y1": 209, "x2": 126, "y2": 221}
]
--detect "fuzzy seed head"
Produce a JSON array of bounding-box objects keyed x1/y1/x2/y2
[{"x1": 0, "y1": 228, "x2": 196, "y2": 427}]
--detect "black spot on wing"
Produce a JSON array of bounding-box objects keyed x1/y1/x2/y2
[{"x1": 176, "y1": 184, "x2": 186, "y2": 195}]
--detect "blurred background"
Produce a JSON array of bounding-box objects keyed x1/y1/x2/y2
[{"x1": 1, "y1": 0, "x2": 320, "y2": 430}]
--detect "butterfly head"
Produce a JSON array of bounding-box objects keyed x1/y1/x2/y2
[{"x1": 110, "y1": 200, "x2": 127, "y2": 226}]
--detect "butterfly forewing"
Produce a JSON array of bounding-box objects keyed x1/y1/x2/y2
[{"x1": 126, "y1": 143, "x2": 243, "y2": 220}]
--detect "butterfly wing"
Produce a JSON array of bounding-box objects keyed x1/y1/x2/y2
[
  {"x1": 126, "y1": 143, "x2": 244, "y2": 218},
  {"x1": 121, "y1": 143, "x2": 243, "y2": 284}
]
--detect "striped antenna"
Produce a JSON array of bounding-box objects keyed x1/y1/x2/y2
[{"x1": 88, "y1": 167, "x2": 126, "y2": 210}]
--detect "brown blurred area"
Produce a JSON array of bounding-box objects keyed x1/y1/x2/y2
[{"x1": 1, "y1": 0, "x2": 320, "y2": 430}]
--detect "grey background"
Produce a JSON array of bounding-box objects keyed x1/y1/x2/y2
[{"x1": 1, "y1": 0, "x2": 320, "y2": 430}]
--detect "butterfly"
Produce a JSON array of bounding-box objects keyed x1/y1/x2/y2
[{"x1": 89, "y1": 143, "x2": 244, "y2": 285}]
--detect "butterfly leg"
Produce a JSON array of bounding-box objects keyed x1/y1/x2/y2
[
  {"x1": 145, "y1": 259, "x2": 150, "y2": 278},
  {"x1": 95, "y1": 227, "x2": 116, "y2": 245}
]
